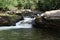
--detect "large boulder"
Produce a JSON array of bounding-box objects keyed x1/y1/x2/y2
[
  {"x1": 41, "y1": 10, "x2": 60, "y2": 19},
  {"x1": 34, "y1": 10, "x2": 60, "y2": 28}
]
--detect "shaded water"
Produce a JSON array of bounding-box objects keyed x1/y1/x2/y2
[
  {"x1": 0, "y1": 17, "x2": 60, "y2": 40},
  {"x1": 0, "y1": 28, "x2": 60, "y2": 40}
]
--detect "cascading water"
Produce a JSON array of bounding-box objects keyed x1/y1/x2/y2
[
  {"x1": 15, "y1": 17, "x2": 35, "y2": 28},
  {"x1": 0, "y1": 17, "x2": 35, "y2": 30}
]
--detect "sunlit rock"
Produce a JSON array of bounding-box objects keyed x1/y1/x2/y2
[{"x1": 34, "y1": 10, "x2": 60, "y2": 28}]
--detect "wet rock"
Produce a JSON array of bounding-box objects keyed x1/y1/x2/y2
[
  {"x1": 0, "y1": 16, "x2": 12, "y2": 26},
  {"x1": 33, "y1": 16, "x2": 45, "y2": 28}
]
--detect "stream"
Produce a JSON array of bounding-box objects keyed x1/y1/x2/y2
[
  {"x1": 0, "y1": 17, "x2": 60, "y2": 40},
  {"x1": 0, "y1": 17, "x2": 35, "y2": 30}
]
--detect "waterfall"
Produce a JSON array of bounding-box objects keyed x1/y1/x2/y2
[{"x1": 0, "y1": 17, "x2": 35, "y2": 30}]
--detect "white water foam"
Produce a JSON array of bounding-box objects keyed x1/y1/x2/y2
[{"x1": 0, "y1": 17, "x2": 35, "y2": 30}]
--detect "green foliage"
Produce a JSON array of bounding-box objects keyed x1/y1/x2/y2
[
  {"x1": 0, "y1": 0, "x2": 18, "y2": 10},
  {"x1": 0, "y1": 0, "x2": 60, "y2": 11},
  {"x1": 17, "y1": 0, "x2": 38, "y2": 10},
  {"x1": 37, "y1": 0, "x2": 60, "y2": 12}
]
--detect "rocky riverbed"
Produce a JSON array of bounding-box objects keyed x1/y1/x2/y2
[
  {"x1": 0, "y1": 9, "x2": 41, "y2": 26},
  {"x1": 1, "y1": 9, "x2": 60, "y2": 28}
]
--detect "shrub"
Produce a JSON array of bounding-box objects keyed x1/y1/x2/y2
[
  {"x1": 37, "y1": 0, "x2": 60, "y2": 12},
  {"x1": 17, "y1": 0, "x2": 38, "y2": 10}
]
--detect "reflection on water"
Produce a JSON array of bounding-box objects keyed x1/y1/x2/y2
[{"x1": 0, "y1": 28, "x2": 60, "y2": 40}]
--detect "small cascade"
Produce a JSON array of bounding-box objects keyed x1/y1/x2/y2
[
  {"x1": 0, "y1": 17, "x2": 35, "y2": 30},
  {"x1": 15, "y1": 17, "x2": 35, "y2": 28}
]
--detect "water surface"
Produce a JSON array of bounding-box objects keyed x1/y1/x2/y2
[{"x1": 0, "y1": 28, "x2": 60, "y2": 40}]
